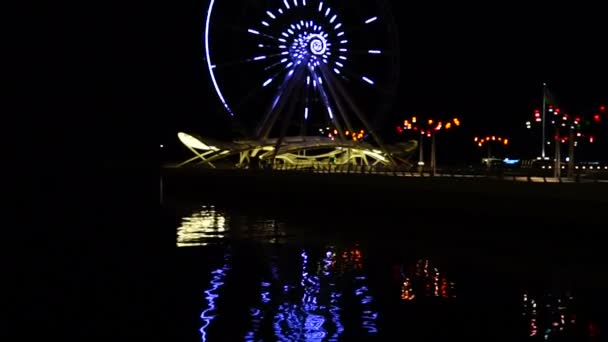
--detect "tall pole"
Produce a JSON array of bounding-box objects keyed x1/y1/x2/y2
[
  {"x1": 554, "y1": 127, "x2": 561, "y2": 179},
  {"x1": 430, "y1": 132, "x2": 436, "y2": 176},
  {"x1": 567, "y1": 128, "x2": 575, "y2": 178},
  {"x1": 541, "y1": 82, "x2": 547, "y2": 158},
  {"x1": 418, "y1": 134, "x2": 424, "y2": 174},
  {"x1": 487, "y1": 143, "x2": 492, "y2": 159}
]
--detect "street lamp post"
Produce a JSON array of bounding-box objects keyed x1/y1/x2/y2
[
  {"x1": 418, "y1": 133, "x2": 424, "y2": 174},
  {"x1": 541, "y1": 82, "x2": 547, "y2": 158},
  {"x1": 567, "y1": 128, "x2": 575, "y2": 178},
  {"x1": 554, "y1": 126, "x2": 561, "y2": 179},
  {"x1": 430, "y1": 131, "x2": 436, "y2": 176}
]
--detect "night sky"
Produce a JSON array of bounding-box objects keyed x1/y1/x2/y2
[{"x1": 160, "y1": 1, "x2": 606, "y2": 165}]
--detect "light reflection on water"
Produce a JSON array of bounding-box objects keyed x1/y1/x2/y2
[
  {"x1": 199, "y1": 251, "x2": 231, "y2": 342},
  {"x1": 397, "y1": 258, "x2": 457, "y2": 301},
  {"x1": 176, "y1": 205, "x2": 602, "y2": 341},
  {"x1": 177, "y1": 206, "x2": 227, "y2": 247},
  {"x1": 177, "y1": 206, "x2": 288, "y2": 246},
  {"x1": 521, "y1": 290, "x2": 597, "y2": 341},
  {"x1": 244, "y1": 245, "x2": 377, "y2": 341}
]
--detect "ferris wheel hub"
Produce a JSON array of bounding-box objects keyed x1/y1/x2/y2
[{"x1": 308, "y1": 36, "x2": 326, "y2": 55}]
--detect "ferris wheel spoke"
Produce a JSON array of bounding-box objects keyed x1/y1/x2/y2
[
  {"x1": 247, "y1": 51, "x2": 294, "y2": 63},
  {"x1": 324, "y1": 61, "x2": 374, "y2": 89},
  {"x1": 263, "y1": 58, "x2": 290, "y2": 71},
  {"x1": 256, "y1": 67, "x2": 303, "y2": 138},
  {"x1": 330, "y1": 61, "x2": 378, "y2": 88},
  {"x1": 209, "y1": 52, "x2": 291, "y2": 75},
  {"x1": 322, "y1": 67, "x2": 369, "y2": 126},
  {"x1": 346, "y1": 49, "x2": 397, "y2": 58},
  {"x1": 318, "y1": 67, "x2": 355, "y2": 134},
  {"x1": 213, "y1": 22, "x2": 284, "y2": 42},
  {"x1": 328, "y1": 15, "x2": 382, "y2": 41},
  {"x1": 208, "y1": 57, "x2": 263, "y2": 70},
  {"x1": 312, "y1": 73, "x2": 348, "y2": 140},
  {"x1": 246, "y1": 28, "x2": 284, "y2": 42}
]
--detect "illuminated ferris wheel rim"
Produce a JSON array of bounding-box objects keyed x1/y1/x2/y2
[
  {"x1": 205, "y1": 0, "x2": 233, "y2": 116},
  {"x1": 204, "y1": 0, "x2": 395, "y2": 121}
]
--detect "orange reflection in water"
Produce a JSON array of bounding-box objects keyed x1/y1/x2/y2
[{"x1": 398, "y1": 258, "x2": 456, "y2": 301}]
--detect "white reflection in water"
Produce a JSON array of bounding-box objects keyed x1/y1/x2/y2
[
  {"x1": 247, "y1": 219, "x2": 287, "y2": 244},
  {"x1": 177, "y1": 206, "x2": 227, "y2": 247}
]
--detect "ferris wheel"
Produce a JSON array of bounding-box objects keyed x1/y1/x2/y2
[{"x1": 204, "y1": 0, "x2": 400, "y2": 142}]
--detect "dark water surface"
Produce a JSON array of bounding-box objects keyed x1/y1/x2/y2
[{"x1": 170, "y1": 202, "x2": 605, "y2": 341}]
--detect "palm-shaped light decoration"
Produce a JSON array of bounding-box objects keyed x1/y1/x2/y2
[
  {"x1": 473, "y1": 135, "x2": 509, "y2": 159},
  {"x1": 398, "y1": 116, "x2": 461, "y2": 175}
]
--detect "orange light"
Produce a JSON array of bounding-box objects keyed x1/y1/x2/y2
[
  {"x1": 345, "y1": 130, "x2": 350, "y2": 135},
  {"x1": 492, "y1": 136, "x2": 496, "y2": 141},
  {"x1": 478, "y1": 143, "x2": 482, "y2": 147},
  {"x1": 503, "y1": 139, "x2": 508, "y2": 145},
  {"x1": 412, "y1": 116, "x2": 417, "y2": 123},
  {"x1": 453, "y1": 118, "x2": 460, "y2": 126},
  {"x1": 333, "y1": 129, "x2": 338, "y2": 134},
  {"x1": 474, "y1": 137, "x2": 478, "y2": 142},
  {"x1": 445, "y1": 122, "x2": 452, "y2": 129},
  {"x1": 486, "y1": 136, "x2": 490, "y2": 141},
  {"x1": 498, "y1": 137, "x2": 502, "y2": 141},
  {"x1": 428, "y1": 119, "x2": 433, "y2": 125}
]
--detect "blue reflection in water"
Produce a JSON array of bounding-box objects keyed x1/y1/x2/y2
[
  {"x1": 271, "y1": 248, "x2": 335, "y2": 341},
  {"x1": 240, "y1": 245, "x2": 377, "y2": 341},
  {"x1": 199, "y1": 251, "x2": 231, "y2": 342},
  {"x1": 273, "y1": 249, "x2": 324, "y2": 341},
  {"x1": 200, "y1": 247, "x2": 378, "y2": 341},
  {"x1": 245, "y1": 280, "x2": 273, "y2": 342},
  {"x1": 246, "y1": 253, "x2": 281, "y2": 341},
  {"x1": 301, "y1": 248, "x2": 328, "y2": 341},
  {"x1": 354, "y1": 275, "x2": 378, "y2": 334}
]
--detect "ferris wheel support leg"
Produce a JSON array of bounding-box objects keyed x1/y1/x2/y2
[
  {"x1": 323, "y1": 69, "x2": 398, "y2": 171},
  {"x1": 238, "y1": 151, "x2": 250, "y2": 168}
]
